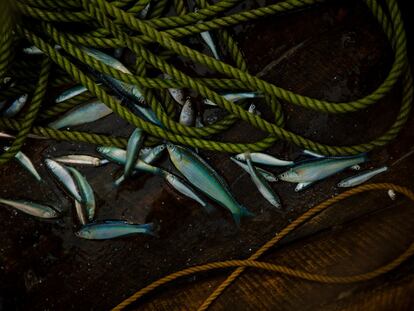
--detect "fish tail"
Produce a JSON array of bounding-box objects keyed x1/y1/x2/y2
[
  {"x1": 232, "y1": 205, "x2": 255, "y2": 226},
  {"x1": 139, "y1": 222, "x2": 159, "y2": 237}
]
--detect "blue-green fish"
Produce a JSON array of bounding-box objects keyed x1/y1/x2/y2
[
  {"x1": 337, "y1": 166, "x2": 388, "y2": 188},
  {"x1": 67, "y1": 167, "x2": 96, "y2": 221},
  {"x1": 0, "y1": 198, "x2": 59, "y2": 218},
  {"x1": 4, "y1": 147, "x2": 42, "y2": 182},
  {"x1": 55, "y1": 85, "x2": 88, "y2": 103},
  {"x1": 203, "y1": 92, "x2": 262, "y2": 106},
  {"x1": 53, "y1": 155, "x2": 109, "y2": 167},
  {"x1": 294, "y1": 181, "x2": 315, "y2": 192},
  {"x1": 235, "y1": 152, "x2": 293, "y2": 167},
  {"x1": 76, "y1": 221, "x2": 155, "y2": 240},
  {"x1": 49, "y1": 101, "x2": 112, "y2": 129},
  {"x1": 245, "y1": 154, "x2": 281, "y2": 208},
  {"x1": 96, "y1": 146, "x2": 162, "y2": 175},
  {"x1": 45, "y1": 159, "x2": 83, "y2": 203},
  {"x1": 195, "y1": 8, "x2": 220, "y2": 60},
  {"x1": 23, "y1": 45, "x2": 61, "y2": 55},
  {"x1": 115, "y1": 128, "x2": 145, "y2": 186},
  {"x1": 167, "y1": 144, "x2": 253, "y2": 225},
  {"x1": 279, "y1": 155, "x2": 367, "y2": 183},
  {"x1": 2, "y1": 94, "x2": 28, "y2": 117},
  {"x1": 133, "y1": 104, "x2": 162, "y2": 126},
  {"x1": 230, "y1": 157, "x2": 277, "y2": 182},
  {"x1": 161, "y1": 170, "x2": 213, "y2": 213}
]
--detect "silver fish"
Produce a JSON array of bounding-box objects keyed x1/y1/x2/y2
[
  {"x1": 0, "y1": 198, "x2": 59, "y2": 218},
  {"x1": 179, "y1": 97, "x2": 195, "y2": 126},
  {"x1": 67, "y1": 167, "x2": 96, "y2": 221},
  {"x1": 294, "y1": 181, "x2": 315, "y2": 192},
  {"x1": 203, "y1": 92, "x2": 262, "y2": 106},
  {"x1": 45, "y1": 159, "x2": 83, "y2": 202},
  {"x1": 0, "y1": 131, "x2": 14, "y2": 139},
  {"x1": 279, "y1": 155, "x2": 367, "y2": 183},
  {"x1": 55, "y1": 85, "x2": 88, "y2": 103},
  {"x1": 200, "y1": 29, "x2": 220, "y2": 60},
  {"x1": 245, "y1": 154, "x2": 281, "y2": 208},
  {"x1": 23, "y1": 45, "x2": 61, "y2": 55},
  {"x1": 303, "y1": 149, "x2": 363, "y2": 161},
  {"x1": 74, "y1": 200, "x2": 88, "y2": 225},
  {"x1": 76, "y1": 221, "x2": 155, "y2": 240},
  {"x1": 48, "y1": 101, "x2": 112, "y2": 129},
  {"x1": 235, "y1": 152, "x2": 294, "y2": 167},
  {"x1": 167, "y1": 144, "x2": 254, "y2": 225},
  {"x1": 53, "y1": 155, "x2": 109, "y2": 167},
  {"x1": 96, "y1": 146, "x2": 161, "y2": 175},
  {"x1": 195, "y1": 116, "x2": 204, "y2": 128},
  {"x1": 388, "y1": 189, "x2": 396, "y2": 200},
  {"x1": 337, "y1": 166, "x2": 388, "y2": 188},
  {"x1": 139, "y1": 3, "x2": 150, "y2": 19},
  {"x1": 248, "y1": 104, "x2": 261, "y2": 116},
  {"x1": 134, "y1": 103, "x2": 162, "y2": 126},
  {"x1": 4, "y1": 147, "x2": 42, "y2": 182},
  {"x1": 230, "y1": 157, "x2": 277, "y2": 182},
  {"x1": 2, "y1": 94, "x2": 28, "y2": 117},
  {"x1": 0, "y1": 131, "x2": 46, "y2": 140},
  {"x1": 164, "y1": 74, "x2": 186, "y2": 106},
  {"x1": 162, "y1": 171, "x2": 213, "y2": 213},
  {"x1": 141, "y1": 145, "x2": 165, "y2": 164}
]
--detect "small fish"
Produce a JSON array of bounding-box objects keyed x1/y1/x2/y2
[
  {"x1": 2, "y1": 94, "x2": 28, "y2": 117},
  {"x1": 179, "y1": 97, "x2": 195, "y2": 126},
  {"x1": 55, "y1": 85, "x2": 88, "y2": 103},
  {"x1": 23, "y1": 45, "x2": 61, "y2": 55},
  {"x1": 248, "y1": 104, "x2": 261, "y2": 116},
  {"x1": 302, "y1": 149, "x2": 364, "y2": 160},
  {"x1": 195, "y1": 8, "x2": 220, "y2": 61},
  {"x1": 0, "y1": 131, "x2": 14, "y2": 139},
  {"x1": 76, "y1": 221, "x2": 155, "y2": 240},
  {"x1": 134, "y1": 104, "x2": 162, "y2": 126},
  {"x1": 138, "y1": 3, "x2": 150, "y2": 18},
  {"x1": 388, "y1": 189, "x2": 396, "y2": 200},
  {"x1": 279, "y1": 155, "x2": 367, "y2": 183},
  {"x1": 48, "y1": 101, "x2": 112, "y2": 129},
  {"x1": 294, "y1": 181, "x2": 315, "y2": 192},
  {"x1": 0, "y1": 198, "x2": 59, "y2": 218},
  {"x1": 164, "y1": 74, "x2": 186, "y2": 106},
  {"x1": 53, "y1": 155, "x2": 109, "y2": 167},
  {"x1": 141, "y1": 145, "x2": 165, "y2": 164},
  {"x1": 245, "y1": 154, "x2": 281, "y2": 208},
  {"x1": 235, "y1": 152, "x2": 293, "y2": 167},
  {"x1": 67, "y1": 167, "x2": 96, "y2": 222},
  {"x1": 45, "y1": 159, "x2": 83, "y2": 203},
  {"x1": 195, "y1": 115, "x2": 204, "y2": 128},
  {"x1": 203, "y1": 92, "x2": 262, "y2": 106},
  {"x1": 3, "y1": 147, "x2": 42, "y2": 182},
  {"x1": 161, "y1": 171, "x2": 213, "y2": 213},
  {"x1": 0, "y1": 131, "x2": 46, "y2": 140},
  {"x1": 337, "y1": 166, "x2": 388, "y2": 188},
  {"x1": 96, "y1": 146, "x2": 162, "y2": 175},
  {"x1": 230, "y1": 157, "x2": 277, "y2": 182},
  {"x1": 114, "y1": 128, "x2": 145, "y2": 186},
  {"x1": 167, "y1": 144, "x2": 253, "y2": 225}
]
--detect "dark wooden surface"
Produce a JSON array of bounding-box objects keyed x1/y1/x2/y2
[{"x1": 1, "y1": 0, "x2": 413, "y2": 310}]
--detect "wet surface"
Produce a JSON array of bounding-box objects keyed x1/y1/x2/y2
[{"x1": 1, "y1": 0, "x2": 413, "y2": 310}]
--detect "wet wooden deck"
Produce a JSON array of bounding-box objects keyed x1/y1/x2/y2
[{"x1": 0, "y1": 0, "x2": 413, "y2": 310}]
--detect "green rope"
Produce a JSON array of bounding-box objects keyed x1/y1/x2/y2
[{"x1": 0, "y1": 0, "x2": 411, "y2": 159}]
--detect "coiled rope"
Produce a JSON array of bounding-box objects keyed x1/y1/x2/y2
[
  {"x1": 0, "y1": 0, "x2": 411, "y2": 161},
  {"x1": 112, "y1": 183, "x2": 414, "y2": 310}
]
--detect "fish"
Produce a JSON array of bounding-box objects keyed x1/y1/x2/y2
[
  {"x1": 164, "y1": 74, "x2": 186, "y2": 106},
  {"x1": 248, "y1": 104, "x2": 261, "y2": 116},
  {"x1": 133, "y1": 103, "x2": 162, "y2": 126},
  {"x1": 179, "y1": 97, "x2": 195, "y2": 126},
  {"x1": 67, "y1": 167, "x2": 96, "y2": 221},
  {"x1": 2, "y1": 94, "x2": 28, "y2": 117},
  {"x1": 337, "y1": 166, "x2": 388, "y2": 188},
  {"x1": 203, "y1": 92, "x2": 262, "y2": 106},
  {"x1": 245, "y1": 154, "x2": 281, "y2": 208},
  {"x1": 0, "y1": 198, "x2": 59, "y2": 218},
  {"x1": 388, "y1": 189, "x2": 396, "y2": 200},
  {"x1": 53, "y1": 155, "x2": 109, "y2": 167},
  {"x1": 230, "y1": 157, "x2": 277, "y2": 182},
  {"x1": 195, "y1": 116, "x2": 204, "y2": 128},
  {"x1": 55, "y1": 85, "x2": 88, "y2": 103},
  {"x1": 138, "y1": 3, "x2": 150, "y2": 19},
  {"x1": 76, "y1": 221, "x2": 155, "y2": 240},
  {"x1": 114, "y1": 128, "x2": 144, "y2": 186},
  {"x1": 0, "y1": 131, "x2": 14, "y2": 139},
  {"x1": 48, "y1": 101, "x2": 112, "y2": 129},
  {"x1": 0, "y1": 131, "x2": 46, "y2": 140},
  {"x1": 45, "y1": 159, "x2": 83, "y2": 203},
  {"x1": 82, "y1": 47, "x2": 143, "y2": 102},
  {"x1": 279, "y1": 155, "x2": 367, "y2": 183},
  {"x1": 294, "y1": 181, "x2": 315, "y2": 192},
  {"x1": 96, "y1": 146, "x2": 162, "y2": 175},
  {"x1": 161, "y1": 170, "x2": 213, "y2": 213},
  {"x1": 234, "y1": 152, "x2": 294, "y2": 167},
  {"x1": 23, "y1": 45, "x2": 61, "y2": 55},
  {"x1": 3, "y1": 147, "x2": 42, "y2": 182},
  {"x1": 302, "y1": 149, "x2": 364, "y2": 161},
  {"x1": 166, "y1": 144, "x2": 254, "y2": 225},
  {"x1": 141, "y1": 144, "x2": 166, "y2": 164}
]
